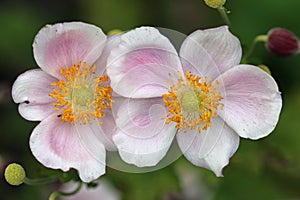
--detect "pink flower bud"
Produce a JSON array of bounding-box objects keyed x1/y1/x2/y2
[{"x1": 267, "y1": 28, "x2": 300, "y2": 57}]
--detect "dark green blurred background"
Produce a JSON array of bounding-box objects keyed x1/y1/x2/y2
[{"x1": 1, "y1": 0, "x2": 300, "y2": 199}]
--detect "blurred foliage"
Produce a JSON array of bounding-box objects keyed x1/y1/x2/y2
[{"x1": 1, "y1": 0, "x2": 300, "y2": 199}]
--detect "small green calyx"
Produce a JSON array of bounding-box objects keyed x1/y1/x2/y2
[
  {"x1": 181, "y1": 90, "x2": 200, "y2": 112},
  {"x1": 4, "y1": 163, "x2": 26, "y2": 186},
  {"x1": 204, "y1": 0, "x2": 226, "y2": 8}
]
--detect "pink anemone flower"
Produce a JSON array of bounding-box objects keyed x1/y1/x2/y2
[
  {"x1": 12, "y1": 22, "x2": 117, "y2": 182},
  {"x1": 106, "y1": 26, "x2": 282, "y2": 175}
]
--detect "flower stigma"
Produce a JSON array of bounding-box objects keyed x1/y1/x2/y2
[
  {"x1": 163, "y1": 71, "x2": 224, "y2": 133},
  {"x1": 49, "y1": 62, "x2": 113, "y2": 124}
]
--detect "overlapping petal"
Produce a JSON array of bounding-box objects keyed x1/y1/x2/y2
[
  {"x1": 30, "y1": 113, "x2": 106, "y2": 183},
  {"x1": 89, "y1": 111, "x2": 118, "y2": 151},
  {"x1": 176, "y1": 117, "x2": 239, "y2": 176},
  {"x1": 107, "y1": 27, "x2": 183, "y2": 98},
  {"x1": 112, "y1": 98, "x2": 177, "y2": 167},
  {"x1": 11, "y1": 69, "x2": 57, "y2": 121},
  {"x1": 18, "y1": 103, "x2": 58, "y2": 121},
  {"x1": 216, "y1": 64, "x2": 282, "y2": 139},
  {"x1": 95, "y1": 34, "x2": 121, "y2": 76},
  {"x1": 33, "y1": 22, "x2": 107, "y2": 79},
  {"x1": 180, "y1": 26, "x2": 242, "y2": 79}
]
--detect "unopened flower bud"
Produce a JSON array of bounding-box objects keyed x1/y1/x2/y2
[
  {"x1": 4, "y1": 163, "x2": 26, "y2": 186},
  {"x1": 204, "y1": 0, "x2": 226, "y2": 8},
  {"x1": 267, "y1": 28, "x2": 300, "y2": 57}
]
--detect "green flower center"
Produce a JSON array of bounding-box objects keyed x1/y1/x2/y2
[
  {"x1": 71, "y1": 85, "x2": 94, "y2": 107},
  {"x1": 181, "y1": 90, "x2": 200, "y2": 113},
  {"x1": 163, "y1": 71, "x2": 224, "y2": 132}
]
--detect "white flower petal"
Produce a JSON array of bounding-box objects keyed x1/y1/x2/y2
[
  {"x1": 107, "y1": 27, "x2": 183, "y2": 98},
  {"x1": 12, "y1": 69, "x2": 57, "y2": 121},
  {"x1": 12, "y1": 69, "x2": 56, "y2": 104},
  {"x1": 88, "y1": 111, "x2": 118, "y2": 151},
  {"x1": 18, "y1": 102, "x2": 58, "y2": 121},
  {"x1": 112, "y1": 98, "x2": 177, "y2": 167},
  {"x1": 216, "y1": 65, "x2": 282, "y2": 139},
  {"x1": 177, "y1": 117, "x2": 239, "y2": 176},
  {"x1": 30, "y1": 114, "x2": 106, "y2": 182},
  {"x1": 180, "y1": 26, "x2": 242, "y2": 79},
  {"x1": 33, "y1": 22, "x2": 106, "y2": 79},
  {"x1": 95, "y1": 34, "x2": 122, "y2": 76}
]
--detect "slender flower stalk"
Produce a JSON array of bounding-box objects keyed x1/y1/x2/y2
[
  {"x1": 243, "y1": 35, "x2": 268, "y2": 62},
  {"x1": 203, "y1": 0, "x2": 231, "y2": 26},
  {"x1": 217, "y1": 6, "x2": 231, "y2": 26},
  {"x1": 23, "y1": 176, "x2": 60, "y2": 186}
]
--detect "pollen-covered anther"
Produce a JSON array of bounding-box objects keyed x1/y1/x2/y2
[
  {"x1": 163, "y1": 71, "x2": 223, "y2": 133},
  {"x1": 49, "y1": 62, "x2": 112, "y2": 124}
]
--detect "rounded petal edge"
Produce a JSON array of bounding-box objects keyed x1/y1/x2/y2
[
  {"x1": 33, "y1": 22, "x2": 107, "y2": 79},
  {"x1": 180, "y1": 26, "x2": 242, "y2": 79},
  {"x1": 217, "y1": 64, "x2": 282, "y2": 140},
  {"x1": 107, "y1": 26, "x2": 183, "y2": 98},
  {"x1": 12, "y1": 69, "x2": 58, "y2": 121},
  {"x1": 112, "y1": 98, "x2": 177, "y2": 167},
  {"x1": 177, "y1": 117, "x2": 240, "y2": 176},
  {"x1": 30, "y1": 114, "x2": 106, "y2": 182}
]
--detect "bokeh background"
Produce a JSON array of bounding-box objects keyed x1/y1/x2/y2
[{"x1": 1, "y1": 0, "x2": 300, "y2": 199}]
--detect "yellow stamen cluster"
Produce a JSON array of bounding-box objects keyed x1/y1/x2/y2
[
  {"x1": 49, "y1": 62, "x2": 112, "y2": 124},
  {"x1": 163, "y1": 71, "x2": 224, "y2": 133}
]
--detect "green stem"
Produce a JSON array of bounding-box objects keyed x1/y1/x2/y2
[
  {"x1": 49, "y1": 182, "x2": 82, "y2": 200},
  {"x1": 243, "y1": 35, "x2": 268, "y2": 62},
  {"x1": 217, "y1": 6, "x2": 231, "y2": 27},
  {"x1": 24, "y1": 175, "x2": 60, "y2": 185}
]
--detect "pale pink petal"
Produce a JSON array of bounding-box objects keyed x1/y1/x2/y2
[
  {"x1": 176, "y1": 117, "x2": 239, "y2": 176},
  {"x1": 87, "y1": 111, "x2": 118, "y2": 151},
  {"x1": 95, "y1": 34, "x2": 121, "y2": 76},
  {"x1": 30, "y1": 114, "x2": 106, "y2": 182},
  {"x1": 180, "y1": 26, "x2": 242, "y2": 79},
  {"x1": 112, "y1": 98, "x2": 177, "y2": 167},
  {"x1": 12, "y1": 69, "x2": 57, "y2": 121},
  {"x1": 18, "y1": 103, "x2": 58, "y2": 121},
  {"x1": 12, "y1": 69, "x2": 56, "y2": 104},
  {"x1": 216, "y1": 64, "x2": 282, "y2": 139},
  {"x1": 107, "y1": 27, "x2": 183, "y2": 98},
  {"x1": 33, "y1": 22, "x2": 107, "y2": 79}
]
